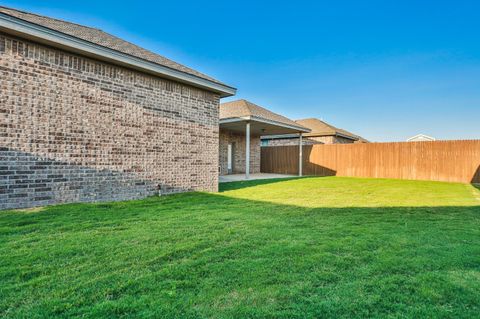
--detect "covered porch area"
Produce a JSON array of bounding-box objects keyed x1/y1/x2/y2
[{"x1": 219, "y1": 100, "x2": 310, "y2": 181}]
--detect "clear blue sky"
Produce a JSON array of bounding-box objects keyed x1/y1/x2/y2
[{"x1": 3, "y1": 0, "x2": 480, "y2": 141}]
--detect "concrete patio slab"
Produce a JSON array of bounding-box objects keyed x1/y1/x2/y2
[{"x1": 219, "y1": 173, "x2": 297, "y2": 183}]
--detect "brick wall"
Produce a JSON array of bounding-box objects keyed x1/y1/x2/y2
[
  {"x1": 0, "y1": 33, "x2": 220, "y2": 209},
  {"x1": 219, "y1": 129, "x2": 260, "y2": 175}
]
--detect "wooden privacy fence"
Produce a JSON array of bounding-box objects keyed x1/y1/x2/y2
[{"x1": 261, "y1": 140, "x2": 480, "y2": 184}]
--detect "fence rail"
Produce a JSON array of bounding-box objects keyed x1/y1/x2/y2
[{"x1": 261, "y1": 140, "x2": 480, "y2": 183}]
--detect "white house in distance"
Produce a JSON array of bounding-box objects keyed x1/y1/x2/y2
[{"x1": 407, "y1": 134, "x2": 436, "y2": 142}]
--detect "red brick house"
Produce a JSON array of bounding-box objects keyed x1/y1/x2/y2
[{"x1": 0, "y1": 6, "x2": 235, "y2": 209}]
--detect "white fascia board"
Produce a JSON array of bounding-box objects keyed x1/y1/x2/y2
[
  {"x1": 250, "y1": 116, "x2": 311, "y2": 133},
  {"x1": 219, "y1": 117, "x2": 252, "y2": 124},
  {"x1": 264, "y1": 132, "x2": 357, "y2": 140},
  {"x1": 0, "y1": 13, "x2": 236, "y2": 97},
  {"x1": 220, "y1": 116, "x2": 310, "y2": 132},
  {"x1": 335, "y1": 132, "x2": 358, "y2": 140}
]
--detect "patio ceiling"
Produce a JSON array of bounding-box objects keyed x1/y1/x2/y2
[{"x1": 220, "y1": 117, "x2": 310, "y2": 136}]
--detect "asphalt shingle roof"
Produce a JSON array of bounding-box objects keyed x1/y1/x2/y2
[
  {"x1": 220, "y1": 99, "x2": 309, "y2": 131},
  {"x1": 295, "y1": 118, "x2": 368, "y2": 142},
  {"x1": 0, "y1": 6, "x2": 226, "y2": 85}
]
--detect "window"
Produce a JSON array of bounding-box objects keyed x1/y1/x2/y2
[{"x1": 261, "y1": 140, "x2": 269, "y2": 146}]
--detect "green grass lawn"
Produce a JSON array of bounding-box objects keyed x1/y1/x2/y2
[{"x1": 1, "y1": 177, "x2": 479, "y2": 318}]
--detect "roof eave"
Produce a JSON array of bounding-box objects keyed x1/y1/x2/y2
[
  {"x1": 220, "y1": 116, "x2": 311, "y2": 133},
  {"x1": 0, "y1": 12, "x2": 236, "y2": 97},
  {"x1": 335, "y1": 132, "x2": 358, "y2": 140},
  {"x1": 264, "y1": 131, "x2": 358, "y2": 141},
  {"x1": 304, "y1": 132, "x2": 356, "y2": 140},
  {"x1": 407, "y1": 134, "x2": 435, "y2": 142}
]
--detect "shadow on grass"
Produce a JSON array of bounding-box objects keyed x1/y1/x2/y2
[
  {"x1": 472, "y1": 165, "x2": 480, "y2": 184},
  {"x1": 1, "y1": 184, "x2": 480, "y2": 318},
  {"x1": 260, "y1": 145, "x2": 338, "y2": 177},
  {"x1": 219, "y1": 176, "x2": 307, "y2": 192}
]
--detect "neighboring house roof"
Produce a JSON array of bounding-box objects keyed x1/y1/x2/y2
[
  {"x1": 220, "y1": 99, "x2": 310, "y2": 132},
  {"x1": 296, "y1": 118, "x2": 368, "y2": 142},
  {"x1": 0, "y1": 6, "x2": 235, "y2": 97},
  {"x1": 261, "y1": 118, "x2": 368, "y2": 142},
  {"x1": 407, "y1": 134, "x2": 436, "y2": 142}
]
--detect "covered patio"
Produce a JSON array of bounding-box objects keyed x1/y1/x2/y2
[{"x1": 219, "y1": 99, "x2": 310, "y2": 180}]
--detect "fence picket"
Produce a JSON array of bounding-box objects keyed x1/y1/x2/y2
[{"x1": 261, "y1": 140, "x2": 480, "y2": 183}]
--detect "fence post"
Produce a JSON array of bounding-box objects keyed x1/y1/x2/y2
[{"x1": 299, "y1": 133, "x2": 303, "y2": 176}]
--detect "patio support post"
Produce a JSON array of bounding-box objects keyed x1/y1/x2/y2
[
  {"x1": 245, "y1": 121, "x2": 250, "y2": 180},
  {"x1": 299, "y1": 133, "x2": 303, "y2": 176}
]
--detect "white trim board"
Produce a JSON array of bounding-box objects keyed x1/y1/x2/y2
[{"x1": 220, "y1": 116, "x2": 310, "y2": 133}]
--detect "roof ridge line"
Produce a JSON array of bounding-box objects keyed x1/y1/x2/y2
[
  {"x1": 0, "y1": 5, "x2": 103, "y2": 31},
  {"x1": 243, "y1": 99, "x2": 255, "y2": 114}
]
